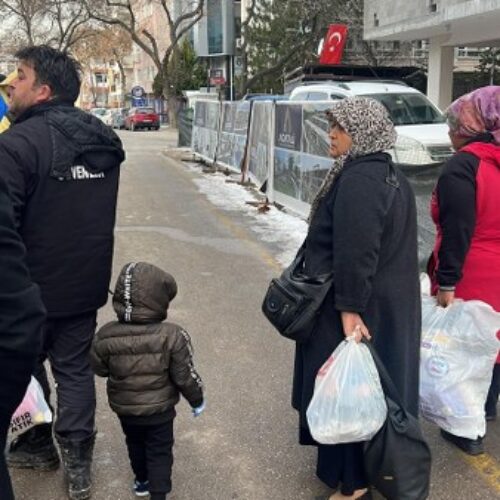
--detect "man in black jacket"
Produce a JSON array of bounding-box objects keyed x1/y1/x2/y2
[
  {"x1": 0, "y1": 175, "x2": 46, "y2": 500},
  {"x1": 0, "y1": 45, "x2": 125, "y2": 500}
]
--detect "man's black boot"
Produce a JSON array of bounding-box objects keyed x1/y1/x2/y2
[
  {"x1": 56, "y1": 432, "x2": 95, "y2": 500},
  {"x1": 440, "y1": 429, "x2": 484, "y2": 456},
  {"x1": 7, "y1": 423, "x2": 60, "y2": 470}
]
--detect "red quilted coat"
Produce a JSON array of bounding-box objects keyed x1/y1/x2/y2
[{"x1": 429, "y1": 141, "x2": 500, "y2": 363}]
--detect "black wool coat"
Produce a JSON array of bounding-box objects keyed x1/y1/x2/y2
[{"x1": 292, "y1": 152, "x2": 421, "y2": 445}]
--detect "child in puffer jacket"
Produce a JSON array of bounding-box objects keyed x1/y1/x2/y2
[{"x1": 90, "y1": 262, "x2": 204, "y2": 500}]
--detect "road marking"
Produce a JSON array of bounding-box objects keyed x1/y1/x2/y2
[{"x1": 463, "y1": 452, "x2": 500, "y2": 493}]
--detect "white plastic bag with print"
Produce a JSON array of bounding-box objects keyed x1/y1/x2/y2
[
  {"x1": 10, "y1": 377, "x2": 52, "y2": 436},
  {"x1": 306, "y1": 338, "x2": 387, "y2": 444},
  {"x1": 420, "y1": 296, "x2": 500, "y2": 439}
]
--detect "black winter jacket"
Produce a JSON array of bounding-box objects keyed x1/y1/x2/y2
[
  {"x1": 0, "y1": 101, "x2": 124, "y2": 317},
  {"x1": 90, "y1": 262, "x2": 204, "y2": 419},
  {"x1": 0, "y1": 175, "x2": 46, "y2": 419}
]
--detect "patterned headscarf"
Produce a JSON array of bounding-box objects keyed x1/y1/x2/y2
[
  {"x1": 308, "y1": 96, "x2": 397, "y2": 223},
  {"x1": 446, "y1": 86, "x2": 500, "y2": 145}
]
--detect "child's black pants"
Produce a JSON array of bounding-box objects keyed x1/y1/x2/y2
[{"x1": 120, "y1": 417, "x2": 174, "y2": 497}]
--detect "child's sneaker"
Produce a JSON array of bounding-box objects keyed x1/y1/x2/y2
[{"x1": 133, "y1": 479, "x2": 149, "y2": 497}]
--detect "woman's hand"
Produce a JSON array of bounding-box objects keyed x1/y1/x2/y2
[
  {"x1": 340, "y1": 311, "x2": 371, "y2": 343},
  {"x1": 437, "y1": 289, "x2": 455, "y2": 308}
]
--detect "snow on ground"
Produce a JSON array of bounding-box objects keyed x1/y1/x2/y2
[{"x1": 187, "y1": 164, "x2": 308, "y2": 266}]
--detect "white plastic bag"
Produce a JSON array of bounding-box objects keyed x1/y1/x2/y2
[
  {"x1": 420, "y1": 296, "x2": 500, "y2": 439},
  {"x1": 10, "y1": 377, "x2": 52, "y2": 436},
  {"x1": 306, "y1": 338, "x2": 387, "y2": 444}
]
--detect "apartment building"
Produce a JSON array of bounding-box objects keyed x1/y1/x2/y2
[{"x1": 364, "y1": 0, "x2": 500, "y2": 108}]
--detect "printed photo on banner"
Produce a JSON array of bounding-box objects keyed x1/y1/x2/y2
[
  {"x1": 247, "y1": 102, "x2": 273, "y2": 187},
  {"x1": 234, "y1": 101, "x2": 251, "y2": 136},
  {"x1": 302, "y1": 102, "x2": 331, "y2": 157},
  {"x1": 274, "y1": 148, "x2": 302, "y2": 199},
  {"x1": 275, "y1": 104, "x2": 303, "y2": 151}
]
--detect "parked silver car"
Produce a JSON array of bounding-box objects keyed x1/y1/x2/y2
[{"x1": 111, "y1": 108, "x2": 128, "y2": 129}]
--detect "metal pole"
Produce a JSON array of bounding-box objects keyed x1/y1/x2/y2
[{"x1": 230, "y1": 55, "x2": 235, "y2": 101}]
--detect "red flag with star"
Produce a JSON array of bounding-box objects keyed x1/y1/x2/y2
[{"x1": 319, "y1": 24, "x2": 348, "y2": 65}]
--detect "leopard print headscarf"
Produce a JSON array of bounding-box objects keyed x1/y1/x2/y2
[{"x1": 308, "y1": 96, "x2": 397, "y2": 223}]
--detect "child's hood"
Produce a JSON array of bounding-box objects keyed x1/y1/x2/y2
[{"x1": 112, "y1": 262, "x2": 178, "y2": 324}]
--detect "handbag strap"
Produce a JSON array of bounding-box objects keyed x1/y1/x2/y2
[
  {"x1": 385, "y1": 159, "x2": 400, "y2": 189},
  {"x1": 362, "y1": 339, "x2": 405, "y2": 409}
]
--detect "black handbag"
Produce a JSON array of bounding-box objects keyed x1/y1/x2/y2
[
  {"x1": 261, "y1": 242, "x2": 333, "y2": 343},
  {"x1": 363, "y1": 341, "x2": 432, "y2": 500}
]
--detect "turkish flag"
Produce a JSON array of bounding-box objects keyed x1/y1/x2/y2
[{"x1": 319, "y1": 24, "x2": 348, "y2": 65}]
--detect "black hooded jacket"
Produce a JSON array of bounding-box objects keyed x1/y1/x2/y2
[
  {"x1": 0, "y1": 101, "x2": 125, "y2": 317},
  {"x1": 90, "y1": 262, "x2": 204, "y2": 421}
]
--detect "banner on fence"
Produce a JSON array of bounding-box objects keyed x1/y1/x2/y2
[
  {"x1": 272, "y1": 102, "x2": 333, "y2": 213},
  {"x1": 191, "y1": 99, "x2": 437, "y2": 265},
  {"x1": 216, "y1": 101, "x2": 251, "y2": 172},
  {"x1": 246, "y1": 101, "x2": 273, "y2": 188},
  {"x1": 192, "y1": 100, "x2": 221, "y2": 162}
]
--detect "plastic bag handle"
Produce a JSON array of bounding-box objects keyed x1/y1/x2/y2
[{"x1": 361, "y1": 339, "x2": 405, "y2": 409}]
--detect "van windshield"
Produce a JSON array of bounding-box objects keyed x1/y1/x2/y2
[{"x1": 363, "y1": 93, "x2": 446, "y2": 126}]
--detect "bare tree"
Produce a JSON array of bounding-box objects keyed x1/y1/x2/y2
[
  {"x1": 73, "y1": 27, "x2": 132, "y2": 108},
  {"x1": 84, "y1": 0, "x2": 205, "y2": 125},
  {"x1": 0, "y1": 0, "x2": 95, "y2": 51},
  {"x1": 237, "y1": 0, "x2": 257, "y2": 97}
]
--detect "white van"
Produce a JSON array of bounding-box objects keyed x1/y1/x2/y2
[{"x1": 289, "y1": 82, "x2": 454, "y2": 166}]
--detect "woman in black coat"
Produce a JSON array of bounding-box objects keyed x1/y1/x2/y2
[{"x1": 292, "y1": 97, "x2": 421, "y2": 499}]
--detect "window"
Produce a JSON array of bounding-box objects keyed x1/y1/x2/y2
[
  {"x1": 95, "y1": 73, "x2": 107, "y2": 85},
  {"x1": 307, "y1": 92, "x2": 329, "y2": 101},
  {"x1": 363, "y1": 93, "x2": 445, "y2": 126},
  {"x1": 234, "y1": 16, "x2": 242, "y2": 39},
  {"x1": 429, "y1": 1, "x2": 437, "y2": 13},
  {"x1": 137, "y1": 108, "x2": 155, "y2": 114},
  {"x1": 373, "y1": 14, "x2": 379, "y2": 27},
  {"x1": 208, "y1": 0, "x2": 223, "y2": 54},
  {"x1": 290, "y1": 92, "x2": 309, "y2": 101}
]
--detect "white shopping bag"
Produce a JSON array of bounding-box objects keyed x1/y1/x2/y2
[
  {"x1": 420, "y1": 296, "x2": 500, "y2": 439},
  {"x1": 10, "y1": 377, "x2": 52, "y2": 436},
  {"x1": 306, "y1": 338, "x2": 387, "y2": 444}
]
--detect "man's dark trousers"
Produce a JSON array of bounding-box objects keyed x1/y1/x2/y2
[
  {"x1": 0, "y1": 413, "x2": 15, "y2": 500},
  {"x1": 119, "y1": 418, "x2": 174, "y2": 497},
  {"x1": 36, "y1": 312, "x2": 97, "y2": 439}
]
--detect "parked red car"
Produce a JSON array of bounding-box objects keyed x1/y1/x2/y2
[{"x1": 125, "y1": 107, "x2": 160, "y2": 131}]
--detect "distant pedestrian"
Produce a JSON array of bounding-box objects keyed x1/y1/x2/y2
[
  {"x1": 0, "y1": 174, "x2": 46, "y2": 500},
  {"x1": 90, "y1": 262, "x2": 204, "y2": 500},
  {"x1": 428, "y1": 85, "x2": 500, "y2": 454},
  {"x1": 292, "y1": 97, "x2": 421, "y2": 499},
  {"x1": 0, "y1": 71, "x2": 16, "y2": 132},
  {"x1": 0, "y1": 45, "x2": 125, "y2": 499}
]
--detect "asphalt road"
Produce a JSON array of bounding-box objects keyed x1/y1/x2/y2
[{"x1": 11, "y1": 128, "x2": 499, "y2": 500}]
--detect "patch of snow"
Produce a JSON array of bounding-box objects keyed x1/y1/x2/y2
[{"x1": 189, "y1": 166, "x2": 307, "y2": 266}]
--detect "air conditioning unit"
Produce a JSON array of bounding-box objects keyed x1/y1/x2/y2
[{"x1": 235, "y1": 38, "x2": 243, "y2": 49}]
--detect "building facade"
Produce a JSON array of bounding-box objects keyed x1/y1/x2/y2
[
  {"x1": 79, "y1": 57, "x2": 135, "y2": 110},
  {"x1": 364, "y1": 0, "x2": 500, "y2": 108}
]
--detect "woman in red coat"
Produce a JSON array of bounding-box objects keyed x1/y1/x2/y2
[{"x1": 428, "y1": 85, "x2": 500, "y2": 455}]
